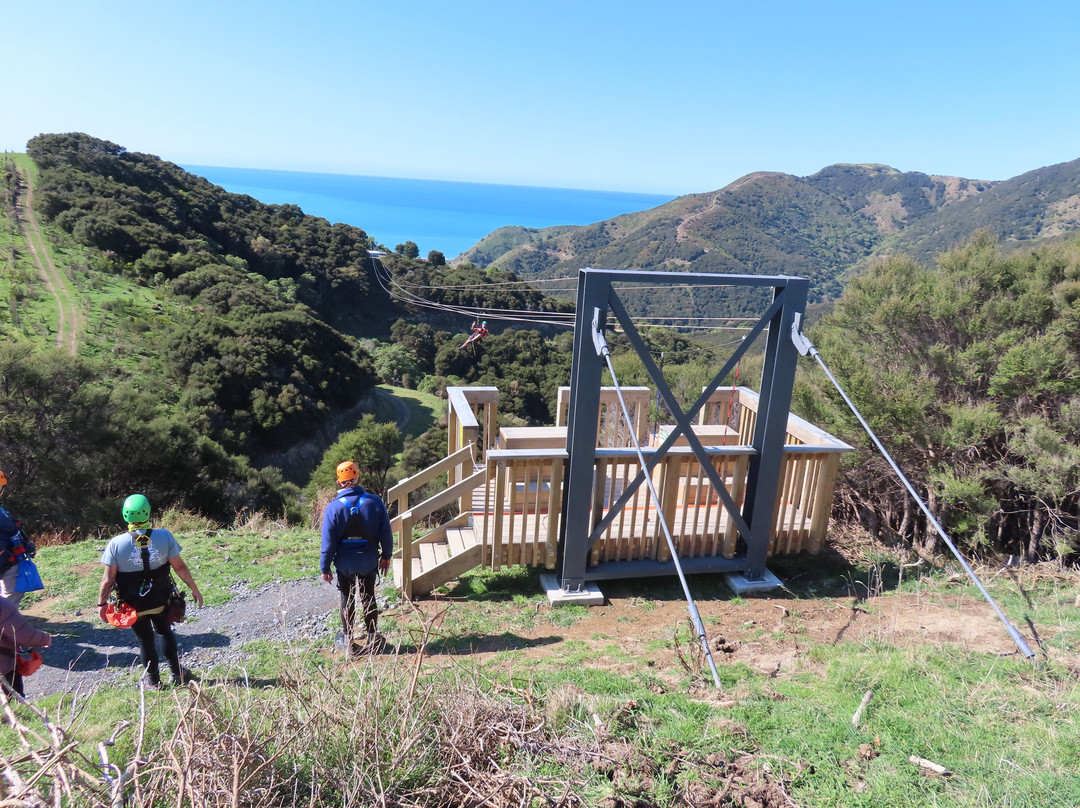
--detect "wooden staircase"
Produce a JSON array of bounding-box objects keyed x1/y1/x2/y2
[{"x1": 391, "y1": 520, "x2": 484, "y2": 597}]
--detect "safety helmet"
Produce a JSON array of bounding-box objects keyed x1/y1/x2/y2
[
  {"x1": 105, "y1": 602, "x2": 139, "y2": 628},
  {"x1": 0, "y1": 470, "x2": 7, "y2": 487},
  {"x1": 336, "y1": 461, "x2": 360, "y2": 486},
  {"x1": 122, "y1": 494, "x2": 152, "y2": 524}
]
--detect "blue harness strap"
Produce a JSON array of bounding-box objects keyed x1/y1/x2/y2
[{"x1": 338, "y1": 492, "x2": 370, "y2": 547}]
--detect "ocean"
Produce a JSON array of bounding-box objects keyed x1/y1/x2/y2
[{"x1": 183, "y1": 165, "x2": 676, "y2": 260}]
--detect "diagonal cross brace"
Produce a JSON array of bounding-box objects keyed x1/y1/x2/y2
[{"x1": 584, "y1": 288, "x2": 789, "y2": 549}]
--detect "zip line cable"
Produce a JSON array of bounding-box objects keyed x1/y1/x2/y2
[
  {"x1": 368, "y1": 258, "x2": 576, "y2": 327},
  {"x1": 591, "y1": 308, "x2": 725, "y2": 689},
  {"x1": 789, "y1": 315, "x2": 1036, "y2": 660},
  {"x1": 369, "y1": 258, "x2": 760, "y2": 334}
]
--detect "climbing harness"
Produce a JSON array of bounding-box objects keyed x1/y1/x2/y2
[
  {"x1": 110, "y1": 529, "x2": 173, "y2": 617},
  {"x1": 790, "y1": 314, "x2": 1035, "y2": 659}
]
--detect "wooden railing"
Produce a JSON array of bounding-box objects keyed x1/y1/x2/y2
[
  {"x1": 698, "y1": 386, "x2": 850, "y2": 550},
  {"x1": 556, "y1": 386, "x2": 652, "y2": 447},
  {"x1": 473, "y1": 386, "x2": 851, "y2": 572},
  {"x1": 447, "y1": 386, "x2": 499, "y2": 463},
  {"x1": 395, "y1": 385, "x2": 854, "y2": 588},
  {"x1": 479, "y1": 446, "x2": 755, "y2": 571},
  {"x1": 387, "y1": 444, "x2": 487, "y2": 596}
]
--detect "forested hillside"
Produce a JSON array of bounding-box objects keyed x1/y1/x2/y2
[
  {"x1": 458, "y1": 160, "x2": 1080, "y2": 317},
  {"x1": 0, "y1": 134, "x2": 575, "y2": 532},
  {"x1": 796, "y1": 232, "x2": 1080, "y2": 561}
]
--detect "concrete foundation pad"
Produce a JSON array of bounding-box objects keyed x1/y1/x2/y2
[
  {"x1": 724, "y1": 568, "x2": 784, "y2": 594},
  {"x1": 541, "y1": 574, "x2": 605, "y2": 607}
]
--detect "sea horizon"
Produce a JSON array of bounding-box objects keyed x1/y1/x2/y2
[{"x1": 183, "y1": 165, "x2": 677, "y2": 259}]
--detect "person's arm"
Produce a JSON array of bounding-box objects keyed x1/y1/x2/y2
[
  {"x1": 98, "y1": 565, "x2": 117, "y2": 623},
  {"x1": 168, "y1": 555, "x2": 204, "y2": 607},
  {"x1": 2, "y1": 608, "x2": 51, "y2": 648},
  {"x1": 320, "y1": 505, "x2": 340, "y2": 583}
]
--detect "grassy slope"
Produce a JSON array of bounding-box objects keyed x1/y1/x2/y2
[
  {"x1": 5, "y1": 153, "x2": 1077, "y2": 805},
  {"x1": 2, "y1": 152, "x2": 182, "y2": 374},
  {"x1": 12, "y1": 528, "x2": 1080, "y2": 807}
]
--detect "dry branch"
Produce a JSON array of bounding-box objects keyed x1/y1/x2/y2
[
  {"x1": 851, "y1": 690, "x2": 873, "y2": 728},
  {"x1": 909, "y1": 755, "x2": 952, "y2": 777}
]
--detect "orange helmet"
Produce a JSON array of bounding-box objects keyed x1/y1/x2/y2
[
  {"x1": 105, "y1": 602, "x2": 138, "y2": 628},
  {"x1": 336, "y1": 461, "x2": 360, "y2": 486},
  {"x1": 0, "y1": 470, "x2": 7, "y2": 487}
]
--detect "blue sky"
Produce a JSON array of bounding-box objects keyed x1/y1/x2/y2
[{"x1": 4, "y1": 0, "x2": 1079, "y2": 194}]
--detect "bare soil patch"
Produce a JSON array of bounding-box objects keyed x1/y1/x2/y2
[{"x1": 425, "y1": 578, "x2": 1043, "y2": 683}]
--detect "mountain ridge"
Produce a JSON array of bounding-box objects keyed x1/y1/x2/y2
[{"x1": 456, "y1": 159, "x2": 1080, "y2": 303}]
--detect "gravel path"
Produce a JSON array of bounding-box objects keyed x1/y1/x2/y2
[{"x1": 24, "y1": 578, "x2": 343, "y2": 698}]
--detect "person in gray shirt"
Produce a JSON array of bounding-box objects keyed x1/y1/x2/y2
[{"x1": 97, "y1": 494, "x2": 203, "y2": 688}]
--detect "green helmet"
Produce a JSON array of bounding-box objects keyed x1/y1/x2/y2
[{"x1": 122, "y1": 494, "x2": 151, "y2": 524}]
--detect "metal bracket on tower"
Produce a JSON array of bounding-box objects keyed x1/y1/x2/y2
[
  {"x1": 592, "y1": 306, "x2": 610, "y2": 358},
  {"x1": 790, "y1": 312, "x2": 816, "y2": 357}
]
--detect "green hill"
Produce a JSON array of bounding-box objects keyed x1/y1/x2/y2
[
  {"x1": 0, "y1": 134, "x2": 575, "y2": 530},
  {"x1": 456, "y1": 159, "x2": 1080, "y2": 311}
]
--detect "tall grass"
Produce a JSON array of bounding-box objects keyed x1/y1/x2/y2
[{"x1": 6, "y1": 526, "x2": 1080, "y2": 806}]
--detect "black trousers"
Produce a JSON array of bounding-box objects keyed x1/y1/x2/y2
[
  {"x1": 2, "y1": 669, "x2": 23, "y2": 697},
  {"x1": 337, "y1": 570, "x2": 379, "y2": 645},
  {"x1": 130, "y1": 610, "x2": 181, "y2": 684}
]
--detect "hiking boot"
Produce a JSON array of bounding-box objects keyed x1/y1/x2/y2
[
  {"x1": 172, "y1": 667, "x2": 198, "y2": 686},
  {"x1": 349, "y1": 640, "x2": 370, "y2": 658},
  {"x1": 140, "y1": 676, "x2": 161, "y2": 691},
  {"x1": 367, "y1": 632, "x2": 386, "y2": 654}
]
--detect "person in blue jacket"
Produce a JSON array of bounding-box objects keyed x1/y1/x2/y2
[
  {"x1": 320, "y1": 461, "x2": 393, "y2": 656},
  {"x1": 0, "y1": 469, "x2": 31, "y2": 606}
]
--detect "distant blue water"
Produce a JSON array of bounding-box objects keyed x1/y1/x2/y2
[{"x1": 183, "y1": 165, "x2": 675, "y2": 259}]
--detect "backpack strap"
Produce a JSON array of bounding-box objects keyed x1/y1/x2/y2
[
  {"x1": 114, "y1": 529, "x2": 172, "y2": 610},
  {"x1": 337, "y1": 492, "x2": 367, "y2": 512},
  {"x1": 134, "y1": 529, "x2": 154, "y2": 595},
  {"x1": 337, "y1": 493, "x2": 370, "y2": 545}
]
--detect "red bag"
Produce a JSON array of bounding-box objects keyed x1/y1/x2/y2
[
  {"x1": 105, "y1": 602, "x2": 138, "y2": 628},
  {"x1": 15, "y1": 650, "x2": 42, "y2": 676}
]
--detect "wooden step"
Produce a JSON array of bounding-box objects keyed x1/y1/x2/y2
[
  {"x1": 393, "y1": 525, "x2": 484, "y2": 597},
  {"x1": 447, "y1": 526, "x2": 469, "y2": 556}
]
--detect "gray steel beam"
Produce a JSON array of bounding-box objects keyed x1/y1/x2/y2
[
  {"x1": 584, "y1": 555, "x2": 749, "y2": 580},
  {"x1": 741, "y1": 280, "x2": 809, "y2": 578},
  {"x1": 558, "y1": 271, "x2": 608, "y2": 592},
  {"x1": 559, "y1": 268, "x2": 808, "y2": 590}
]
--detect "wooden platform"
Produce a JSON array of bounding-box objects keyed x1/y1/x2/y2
[
  {"x1": 390, "y1": 385, "x2": 852, "y2": 599},
  {"x1": 394, "y1": 464, "x2": 813, "y2": 597}
]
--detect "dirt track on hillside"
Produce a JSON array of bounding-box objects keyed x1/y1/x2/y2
[{"x1": 13, "y1": 164, "x2": 80, "y2": 354}]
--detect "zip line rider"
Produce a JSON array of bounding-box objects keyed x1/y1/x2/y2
[
  {"x1": 459, "y1": 319, "x2": 489, "y2": 349},
  {"x1": 320, "y1": 461, "x2": 393, "y2": 657},
  {"x1": 98, "y1": 494, "x2": 203, "y2": 688}
]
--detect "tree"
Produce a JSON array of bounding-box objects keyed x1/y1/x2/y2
[
  {"x1": 427, "y1": 250, "x2": 446, "y2": 266},
  {"x1": 0, "y1": 343, "x2": 301, "y2": 529},
  {"x1": 794, "y1": 233, "x2": 1080, "y2": 560},
  {"x1": 395, "y1": 241, "x2": 419, "y2": 259},
  {"x1": 309, "y1": 415, "x2": 402, "y2": 500}
]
